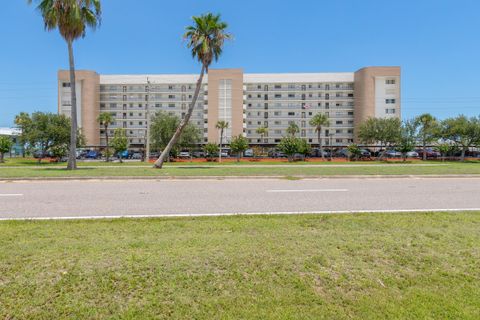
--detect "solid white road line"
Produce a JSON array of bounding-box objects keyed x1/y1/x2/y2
[
  {"x1": 0, "y1": 194, "x2": 23, "y2": 197},
  {"x1": 1, "y1": 208, "x2": 479, "y2": 221},
  {"x1": 266, "y1": 189, "x2": 348, "y2": 193}
]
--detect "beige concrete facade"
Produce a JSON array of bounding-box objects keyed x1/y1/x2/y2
[
  {"x1": 58, "y1": 70, "x2": 100, "y2": 146},
  {"x1": 206, "y1": 69, "x2": 244, "y2": 142},
  {"x1": 353, "y1": 66, "x2": 401, "y2": 141}
]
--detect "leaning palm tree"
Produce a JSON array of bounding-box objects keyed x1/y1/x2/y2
[
  {"x1": 28, "y1": 0, "x2": 101, "y2": 170},
  {"x1": 154, "y1": 13, "x2": 232, "y2": 168},
  {"x1": 309, "y1": 113, "x2": 330, "y2": 160},
  {"x1": 216, "y1": 120, "x2": 229, "y2": 162},
  {"x1": 97, "y1": 112, "x2": 113, "y2": 162}
]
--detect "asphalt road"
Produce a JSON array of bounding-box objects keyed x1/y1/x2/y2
[{"x1": 0, "y1": 177, "x2": 479, "y2": 219}]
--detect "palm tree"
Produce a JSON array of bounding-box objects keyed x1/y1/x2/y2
[
  {"x1": 97, "y1": 112, "x2": 113, "y2": 162},
  {"x1": 256, "y1": 126, "x2": 268, "y2": 156},
  {"x1": 286, "y1": 122, "x2": 299, "y2": 137},
  {"x1": 154, "y1": 13, "x2": 232, "y2": 168},
  {"x1": 28, "y1": 0, "x2": 101, "y2": 170},
  {"x1": 216, "y1": 120, "x2": 229, "y2": 162},
  {"x1": 309, "y1": 113, "x2": 330, "y2": 160}
]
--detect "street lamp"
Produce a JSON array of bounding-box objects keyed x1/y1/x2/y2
[{"x1": 145, "y1": 77, "x2": 151, "y2": 162}]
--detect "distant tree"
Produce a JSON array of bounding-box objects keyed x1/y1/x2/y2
[
  {"x1": 347, "y1": 144, "x2": 361, "y2": 161},
  {"x1": 358, "y1": 117, "x2": 402, "y2": 159},
  {"x1": 154, "y1": 13, "x2": 232, "y2": 168},
  {"x1": 150, "y1": 111, "x2": 201, "y2": 160},
  {"x1": 256, "y1": 126, "x2": 268, "y2": 156},
  {"x1": 397, "y1": 120, "x2": 418, "y2": 161},
  {"x1": 230, "y1": 135, "x2": 249, "y2": 162},
  {"x1": 111, "y1": 128, "x2": 128, "y2": 163},
  {"x1": 414, "y1": 113, "x2": 440, "y2": 160},
  {"x1": 50, "y1": 144, "x2": 68, "y2": 160},
  {"x1": 286, "y1": 122, "x2": 300, "y2": 137},
  {"x1": 278, "y1": 136, "x2": 300, "y2": 162},
  {"x1": 204, "y1": 143, "x2": 219, "y2": 161},
  {"x1": 28, "y1": 0, "x2": 102, "y2": 170},
  {"x1": 215, "y1": 120, "x2": 229, "y2": 162},
  {"x1": 441, "y1": 115, "x2": 480, "y2": 161},
  {"x1": 309, "y1": 113, "x2": 330, "y2": 160},
  {"x1": 0, "y1": 136, "x2": 13, "y2": 163},
  {"x1": 76, "y1": 129, "x2": 86, "y2": 149},
  {"x1": 297, "y1": 139, "x2": 311, "y2": 160},
  {"x1": 14, "y1": 112, "x2": 70, "y2": 163},
  {"x1": 97, "y1": 112, "x2": 114, "y2": 162},
  {"x1": 14, "y1": 112, "x2": 31, "y2": 157},
  {"x1": 437, "y1": 143, "x2": 452, "y2": 162}
]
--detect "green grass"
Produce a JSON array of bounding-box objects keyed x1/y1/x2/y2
[
  {"x1": 0, "y1": 161, "x2": 479, "y2": 178},
  {"x1": 1, "y1": 212, "x2": 479, "y2": 319}
]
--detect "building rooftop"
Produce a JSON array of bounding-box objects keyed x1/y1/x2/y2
[{"x1": 99, "y1": 72, "x2": 354, "y2": 85}]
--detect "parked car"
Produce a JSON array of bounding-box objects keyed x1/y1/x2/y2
[
  {"x1": 293, "y1": 153, "x2": 305, "y2": 161},
  {"x1": 359, "y1": 149, "x2": 371, "y2": 158},
  {"x1": 268, "y1": 150, "x2": 286, "y2": 158},
  {"x1": 244, "y1": 149, "x2": 254, "y2": 157},
  {"x1": 406, "y1": 151, "x2": 419, "y2": 158},
  {"x1": 117, "y1": 150, "x2": 129, "y2": 159},
  {"x1": 33, "y1": 150, "x2": 51, "y2": 158},
  {"x1": 85, "y1": 150, "x2": 101, "y2": 159},
  {"x1": 178, "y1": 151, "x2": 191, "y2": 159},
  {"x1": 131, "y1": 152, "x2": 143, "y2": 160},
  {"x1": 310, "y1": 148, "x2": 330, "y2": 158},
  {"x1": 192, "y1": 150, "x2": 205, "y2": 158},
  {"x1": 381, "y1": 150, "x2": 402, "y2": 158},
  {"x1": 334, "y1": 149, "x2": 349, "y2": 158},
  {"x1": 415, "y1": 148, "x2": 441, "y2": 158}
]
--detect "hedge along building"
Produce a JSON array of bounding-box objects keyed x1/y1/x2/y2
[{"x1": 58, "y1": 66, "x2": 400, "y2": 149}]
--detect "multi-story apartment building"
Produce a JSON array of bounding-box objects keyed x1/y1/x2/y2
[{"x1": 58, "y1": 67, "x2": 400, "y2": 149}]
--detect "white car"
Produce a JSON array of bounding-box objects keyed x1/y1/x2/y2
[
  {"x1": 406, "y1": 151, "x2": 419, "y2": 158},
  {"x1": 179, "y1": 151, "x2": 190, "y2": 158}
]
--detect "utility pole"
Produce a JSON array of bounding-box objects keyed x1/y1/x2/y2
[{"x1": 145, "y1": 77, "x2": 151, "y2": 162}]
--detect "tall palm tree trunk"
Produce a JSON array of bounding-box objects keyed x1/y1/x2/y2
[
  {"x1": 219, "y1": 128, "x2": 223, "y2": 163},
  {"x1": 318, "y1": 128, "x2": 324, "y2": 160},
  {"x1": 105, "y1": 124, "x2": 109, "y2": 162},
  {"x1": 154, "y1": 65, "x2": 206, "y2": 168},
  {"x1": 67, "y1": 39, "x2": 78, "y2": 170}
]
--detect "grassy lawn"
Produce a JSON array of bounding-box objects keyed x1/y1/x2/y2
[
  {"x1": 0, "y1": 161, "x2": 479, "y2": 178},
  {"x1": 1, "y1": 212, "x2": 479, "y2": 319}
]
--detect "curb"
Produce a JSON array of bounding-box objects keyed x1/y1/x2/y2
[{"x1": 1, "y1": 174, "x2": 480, "y2": 182}]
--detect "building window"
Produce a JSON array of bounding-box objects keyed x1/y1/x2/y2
[
  {"x1": 386, "y1": 99, "x2": 396, "y2": 104},
  {"x1": 336, "y1": 121, "x2": 343, "y2": 125},
  {"x1": 288, "y1": 112, "x2": 295, "y2": 116},
  {"x1": 386, "y1": 108, "x2": 396, "y2": 114},
  {"x1": 274, "y1": 111, "x2": 281, "y2": 116},
  {"x1": 274, "y1": 84, "x2": 282, "y2": 89},
  {"x1": 274, "y1": 94, "x2": 281, "y2": 98},
  {"x1": 62, "y1": 82, "x2": 71, "y2": 88},
  {"x1": 386, "y1": 79, "x2": 396, "y2": 85}
]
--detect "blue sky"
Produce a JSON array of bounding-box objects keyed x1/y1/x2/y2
[{"x1": 1, "y1": 0, "x2": 479, "y2": 127}]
